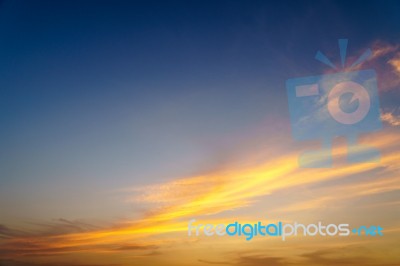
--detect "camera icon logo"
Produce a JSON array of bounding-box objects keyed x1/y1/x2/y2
[{"x1": 286, "y1": 39, "x2": 382, "y2": 168}]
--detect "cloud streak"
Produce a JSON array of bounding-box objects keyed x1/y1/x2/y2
[
  {"x1": 352, "y1": 41, "x2": 400, "y2": 92},
  {"x1": 1, "y1": 128, "x2": 400, "y2": 265},
  {"x1": 381, "y1": 110, "x2": 400, "y2": 126}
]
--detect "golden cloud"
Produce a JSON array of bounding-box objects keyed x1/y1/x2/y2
[{"x1": 381, "y1": 111, "x2": 400, "y2": 126}]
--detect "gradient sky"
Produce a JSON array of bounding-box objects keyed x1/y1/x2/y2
[{"x1": 0, "y1": 1, "x2": 400, "y2": 265}]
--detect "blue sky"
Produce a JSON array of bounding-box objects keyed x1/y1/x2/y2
[{"x1": 1, "y1": 0, "x2": 400, "y2": 219}]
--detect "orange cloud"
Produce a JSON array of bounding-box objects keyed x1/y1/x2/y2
[
  {"x1": 370, "y1": 41, "x2": 399, "y2": 60},
  {"x1": 1, "y1": 130, "x2": 400, "y2": 264},
  {"x1": 381, "y1": 111, "x2": 400, "y2": 126},
  {"x1": 353, "y1": 41, "x2": 400, "y2": 91},
  {"x1": 388, "y1": 57, "x2": 400, "y2": 77}
]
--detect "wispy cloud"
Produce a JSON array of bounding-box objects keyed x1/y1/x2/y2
[
  {"x1": 321, "y1": 40, "x2": 400, "y2": 92},
  {"x1": 381, "y1": 110, "x2": 400, "y2": 126},
  {"x1": 0, "y1": 260, "x2": 121, "y2": 266},
  {"x1": 351, "y1": 41, "x2": 400, "y2": 92},
  {"x1": 198, "y1": 259, "x2": 232, "y2": 265},
  {"x1": 198, "y1": 244, "x2": 400, "y2": 266},
  {"x1": 279, "y1": 170, "x2": 400, "y2": 212},
  {"x1": 1, "y1": 130, "x2": 400, "y2": 264}
]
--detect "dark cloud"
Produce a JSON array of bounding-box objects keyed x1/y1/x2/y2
[
  {"x1": 0, "y1": 259, "x2": 121, "y2": 266},
  {"x1": 113, "y1": 243, "x2": 157, "y2": 251},
  {"x1": 0, "y1": 220, "x2": 159, "y2": 258},
  {"x1": 199, "y1": 245, "x2": 400, "y2": 266},
  {"x1": 198, "y1": 256, "x2": 288, "y2": 266},
  {"x1": 198, "y1": 259, "x2": 232, "y2": 265},
  {"x1": 0, "y1": 219, "x2": 105, "y2": 258},
  {"x1": 0, "y1": 242, "x2": 79, "y2": 258},
  {"x1": 1, "y1": 219, "x2": 103, "y2": 240},
  {"x1": 26, "y1": 218, "x2": 104, "y2": 236},
  {"x1": 301, "y1": 249, "x2": 368, "y2": 266},
  {"x1": 235, "y1": 256, "x2": 287, "y2": 266},
  {"x1": 0, "y1": 225, "x2": 30, "y2": 239},
  {"x1": 300, "y1": 247, "x2": 400, "y2": 266},
  {"x1": 0, "y1": 240, "x2": 160, "y2": 258}
]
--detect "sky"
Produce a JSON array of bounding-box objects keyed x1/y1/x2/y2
[{"x1": 0, "y1": 0, "x2": 400, "y2": 265}]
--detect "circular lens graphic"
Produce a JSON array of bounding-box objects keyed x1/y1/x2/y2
[{"x1": 327, "y1": 81, "x2": 371, "y2": 125}]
